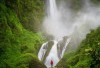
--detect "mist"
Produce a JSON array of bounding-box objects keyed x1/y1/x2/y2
[{"x1": 42, "y1": 0, "x2": 100, "y2": 42}]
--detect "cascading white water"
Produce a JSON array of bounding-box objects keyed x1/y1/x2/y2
[
  {"x1": 38, "y1": 38, "x2": 71, "y2": 68},
  {"x1": 38, "y1": 42, "x2": 48, "y2": 61},
  {"x1": 60, "y1": 38, "x2": 71, "y2": 58},
  {"x1": 44, "y1": 41, "x2": 59, "y2": 67},
  {"x1": 49, "y1": 0, "x2": 59, "y2": 18}
]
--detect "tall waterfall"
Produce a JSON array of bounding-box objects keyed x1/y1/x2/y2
[
  {"x1": 49, "y1": 0, "x2": 58, "y2": 18},
  {"x1": 38, "y1": 0, "x2": 72, "y2": 67}
]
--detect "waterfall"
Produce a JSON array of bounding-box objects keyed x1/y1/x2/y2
[
  {"x1": 60, "y1": 38, "x2": 71, "y2": 58},
  {"x1": 49, "y1": 0, "x2": 58, "y2": 18},
  {"x1": 38, "y1": 38, "x2": 71, "y2": 68},
  {"x1": 38, "y1": 42, "x2": 48, "y2": 61},
  {"x1": 38, "y1": 0, "x2": 71, "y2": 67},
  {"x1": 44, "y1": 41, "x2": 59, "y2": 67}
]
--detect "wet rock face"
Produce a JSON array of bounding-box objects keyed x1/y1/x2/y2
[
  {"x1": 48, "y1": 41, "x2": 54, "y2": 47},
  {"x1": 57, "y1": 36, "x2": 68, "y2": 59},
  {"x1": 43, "y1": 41, "x2": 54, "y2": 62}
]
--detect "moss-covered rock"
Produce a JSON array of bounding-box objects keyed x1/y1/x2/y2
[{"x1": 29, "y1": 58, "x2": 46, "y2": 68}]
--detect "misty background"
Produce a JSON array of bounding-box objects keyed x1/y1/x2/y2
[{"x1": 42, "y1": 0, "x2": 100, "y2": 49}]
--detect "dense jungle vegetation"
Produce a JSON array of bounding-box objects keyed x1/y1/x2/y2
[
  {"x1": 0, "y1": 0, "x2": 100, "y2": 68},
  {"x1": 0, "y1": 0, "x2": 46, "y2": 68}
]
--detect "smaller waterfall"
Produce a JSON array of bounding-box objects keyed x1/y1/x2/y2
[
  {"x1": 38, "y1": 38, "x2": 71, "y2": 68},
  {"x1": 38, "y1": 42, "x2": 48, "y2": 61},
  {"x1": 60, "y1": 38, "x2": 71, "y2": 58},
  {"x1": 45, "y1": 41, "x2": 59, "y2": 67}
]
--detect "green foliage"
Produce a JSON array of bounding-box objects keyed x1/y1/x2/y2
[
  {"x1": 18, "y1": 0, "x2": 45, "y2": 32},
  {"x1": 69, "y1": 0, "x2": 82, "y2": 10},
  {"x1": 91, "y1": 0, "x2": 100, "y2": 4},
  {"x1": 57, "y1": 27, "x2": 100, "y2": 68},
  {"x1": 4, "y1": 0, "x2": 45, "y2": 32},
  {"x1": 0, "y1": 2, "x2": 46, "y2": 68}
]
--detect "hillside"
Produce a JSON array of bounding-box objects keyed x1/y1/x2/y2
[
  {"x1": 0, "y1": 0, "x2": 46, "y2": 68},
  {"x1": 56, "y1": 27, "x2": 100, "y2": 68}
]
